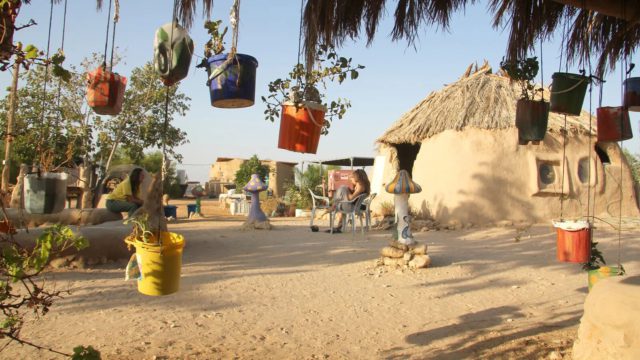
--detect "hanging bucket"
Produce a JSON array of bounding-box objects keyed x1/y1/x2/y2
[
  {"x1": 516, "y1": 99, "x2": 549, "y2": 144},
  {"x1": 623, "y1": 77, "x2": 640, "y2": 111},
  {"x1": 550, "y1": 72, "x2": 589, "y2": 116},
  {"x1": 588, "y1": 266, "x2": 624, "y2": 291},
  {"x1": 0, "y1": 1, "x2": 20, "y2": 61},
  {"x1": 126, "y1": 232, "x2": 185, "y2": 296},
  {"x1": 553, "y1": 220, "x2": 591, "y2": 263},
  {"x1": 596, "y1": 106, "x2": 633, "y2": 142},
  {"x1": 278, "y1": 102, "x2": 326, "y2": 154},
  {"x1": 207, "y1": 53, "x2": 258, "y2": 108},
  {"x1": 24, "y1": 172, "x2": 68, "y2": 214},
  {"x1": 153, "y1": 21, "x2": 194, "y2": 86},
  {"x1": 87, "y1": 66, "x2": 127, "y2": 115}
]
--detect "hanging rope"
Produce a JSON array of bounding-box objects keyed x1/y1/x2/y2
[
  {"x1": 102, "y1": 0, "x2": 113, "y2": 67},
  {"x1": 52, "y1": 0, "x2": 69, "y2": 170},
  {"x1": 36, "y1": 0, "x2": 55, "y2": 171},
  {"x1": 228, "y1": 0, "x2": 240, "y2": 59},
  {"x1": 616, "y1": 0, "x2": 627, "y2": 268},
  {"x1": 161, "y1": 0, "x2": 180, "y2": 184},
  {"x1": 109, "y1": 0, "x2": 119, "y2": 69}
]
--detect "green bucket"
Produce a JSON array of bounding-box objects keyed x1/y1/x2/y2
[
  {"x1": 550, "y1": 72, "x2": 589, "y2": 116},
  {"x1": 587, "y1": 266, "x2": 624, "y2": 291}
]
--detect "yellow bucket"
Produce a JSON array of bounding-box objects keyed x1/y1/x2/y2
[{"x1": 125, "y1": 232, "x2": 185, "y2": 296}]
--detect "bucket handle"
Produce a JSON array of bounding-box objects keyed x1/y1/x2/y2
[
  {"x1": 549, "y1": 76, "x2": 591, "y2": 95},
  {"x1": 207, "y1": 54, "x2": 241, "y2": 85},
  {"x1": 305, "y1": 104, "x2": 324, "y2": 129}
]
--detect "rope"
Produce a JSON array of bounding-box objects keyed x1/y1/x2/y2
[
  {"x1": 36, "y1": 0, "x2": 55, "y2": 171},
  {"x1": 616, "y1": 0, "x2": 626, "y2": 267},
  {"x1": 52, "y1": 0, "x2": 68, "y2": 171},
  {"x1": 559, "y1": 114, "x2": 567, "y2": 219},
  {"x1": 586, "y1": 56, "x2": 593, "y2": 223},
  {"x1": 102, "y1": 0, "x2": 112, "y2": 67},
  {"x1": 539, "y1": 35, "x2": 544, "y2": 101},
  {"x1": 109, "y1": 0, "x2": 119, "y2": 69},
  {"x1": 305, "y1": 102, "x2": 324, "y2": 129},
  {"x1": 296, "y1": 0, "x2": 304, "y2": 81}
]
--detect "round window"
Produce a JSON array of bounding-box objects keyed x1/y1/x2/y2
[{"x1": 539, "y1": 163, "x2": 555, "y2": 185}]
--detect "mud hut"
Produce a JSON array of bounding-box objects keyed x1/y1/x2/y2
[{"x1": 373, "y1": 63, "x2": 639, "y2": 225}]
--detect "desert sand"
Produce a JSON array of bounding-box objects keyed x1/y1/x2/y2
[{"x1": 3, "y1": 199, "x2": 639, "y2": 359}]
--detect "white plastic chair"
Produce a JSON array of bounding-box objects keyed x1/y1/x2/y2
[
  {"x1": 308, "y1": 188, "x2": 331, "y2": 227},
  {"x1": 330, "y1": 193, "x2": 368, "y2": 235},
  {"x1": 356, "y1": 193, "x2": 377, "y2": 231}
]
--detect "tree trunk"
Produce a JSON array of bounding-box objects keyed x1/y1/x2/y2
[{"x1": 2, "y1": 61, "x2": 20, "y2": 193}]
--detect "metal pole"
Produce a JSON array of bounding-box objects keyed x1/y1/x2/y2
[{"x1": 2, "y1": 61, "x2": 20, "y2": 192}]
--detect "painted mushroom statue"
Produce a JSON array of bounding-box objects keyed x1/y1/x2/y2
[
  {"x1": 243, "y1": 174, "x2": 270, "y2": 228},
  {"x1": 385, "y1": 170, "x2": 422, "y2": 245}
]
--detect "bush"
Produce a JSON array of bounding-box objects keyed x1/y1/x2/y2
[{"x1": 378, "y1": 201, "x2": 395, "y2": 217}]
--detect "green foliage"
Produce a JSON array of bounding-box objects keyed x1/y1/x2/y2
[
  {"x1": 195, "y1": 19, "x2": 228, "y2": 70},
  {"x1": 623, "y1": 149, "x2": 640, "y2": 185},
  {"x1": 500, "y1": 57, "x2": 541, "y2": 100},
  {"x1": 262, "y1": 45, "x2": 365, "y2": 135},
  {"x1": 234, "y1": 155, "x2": 271, "y2": 191},
  {"x1": 1, "y1": 224, "x2": 88, "y2": 352},
  {"x1": 582, "y1": 241, "x2": 607, "y2": 271},
  {"x1": 72, "y1": 345, "x2": 101, "y2": 360},
  {"x1": 123, "y1": 213, "x2": 154, "y2": 243},
  {"x1": 378, "y1": 201, "x2": 395, "y2": 217},
  {"x1": 283, "y1": 183, "x2": 311, "y2": 210}
]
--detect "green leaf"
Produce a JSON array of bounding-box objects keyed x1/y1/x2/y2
[
  {"x1": 72, "y1": 345, "x2": 101, "y2": 360},
  {"x1": 350, "y1": 70, "x2": 358, "y2": 80}
]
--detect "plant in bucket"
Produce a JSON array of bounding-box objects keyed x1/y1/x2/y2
[
  {"x1": 623, "y1": 64, "x2": 640, "y2": 111},
  {"x1": 124, "y1": 210, "x2": 185, "y2": 296},
  {"x1": 552, "y1": 219, "x2": 591, "y2": 263},
  {"x1": 582, "y1": 241, "x2": 625, "y2": 291},
  {"x1": 262, "y1": 45, "x2": 365, "y2": 154},
  {"x1": 196, "y1": 13, "x2": 258, "y2": 108},
  {"x1": 500, "y1": 56, "x2": 549, "y2": 145}
]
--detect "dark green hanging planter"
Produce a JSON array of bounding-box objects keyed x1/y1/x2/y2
[
  {"x1": 516, "y1": 99, "x2": 549, "y2": 144},
  {"x1": 24, "y1": 173, "x2": 68, "y2": 214},
  {"x1": 550, "y1": 72, "x2": 589, "y2": 116}
]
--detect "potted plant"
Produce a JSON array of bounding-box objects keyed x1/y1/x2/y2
[
  {"x1": 550, "y1": 69, "x2": 589, "y2": 116},
  {"x1": 500, "y1": 57, "x2": 549, "y2": 144},
  {"x1": 196, "y1": 19, "x2": 258, "y2": 108},
  {"x1": 124, "y1": 212, "x2": 185, "y2": 296},
  {"x1": 153, "y1": 20, "x2": 194, "y2": 87},
  {"x1": 583, "y1": 241, "x2": 625, "y2": 291},
  {"x1": 262, "y1": 44, "x2": 364, "y2": 154},
  {"x1": 623, "y1": 73, "x2": 640, "y2": 111},
  {"x1": 596, "y1": 106, "x2": 633, "y2": 142}
]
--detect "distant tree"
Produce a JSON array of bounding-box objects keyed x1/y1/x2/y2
[
  {"x1": 234, "y1": 155, "x2": 270, "y2": 190},
  {"x1": 623, "y1": 149, "x2": 640, "y2": 185}
]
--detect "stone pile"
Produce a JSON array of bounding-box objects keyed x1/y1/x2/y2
[{"x1": 378, "y1": 240, "x2": 431, "y2": 269}]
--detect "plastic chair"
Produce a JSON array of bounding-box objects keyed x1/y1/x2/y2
[
  {"x1": 356, "y1": 193, "x2": 377, "y2": 231},
  {"x1": 330, "y1": 193, "x2": 368, "y2": 235},
  {"x1": 308, "y1": 188, "x2": 331, "y2": 227}
]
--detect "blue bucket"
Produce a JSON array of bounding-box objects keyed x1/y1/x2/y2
[
  {"x1": 187, "y1": 204, "x2": 197, "y2": 218},
  {"x1": 163, "y1": 205, "x2": 177, "y2": 218},
  {"x1": 207, "y1": 53, "x2": 258, "y2": 108}
]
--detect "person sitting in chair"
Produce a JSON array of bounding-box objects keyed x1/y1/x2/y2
[
  {"x1": 106, "y1": 168, "x2": 145, "y2": 217},
  {"x1": 326, "y1": 169, "x2": 370, "y2": 233}
]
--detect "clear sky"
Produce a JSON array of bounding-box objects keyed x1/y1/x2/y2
[{"x1": 2, "y1": 0, "x2": 638, "y2": 183}]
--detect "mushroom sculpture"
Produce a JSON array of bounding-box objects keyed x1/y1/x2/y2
[
  {"x1": 385, "y1": 170, "x2": 422, "y2": 245},
  {"x1": 243, "y1": 174, "x2": 270, "y2": 229}
]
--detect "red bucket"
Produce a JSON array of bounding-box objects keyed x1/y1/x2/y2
[
  {"x1": 278, "y1": 102, "x2": 325, "y2": 154},
  {"x1": 554, "y1": 220, "x2": 591, "y2": 263}
]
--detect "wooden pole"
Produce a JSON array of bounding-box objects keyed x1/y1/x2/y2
[{"x1": 2, "y1": 60, "x2": 20, "y2": 192}]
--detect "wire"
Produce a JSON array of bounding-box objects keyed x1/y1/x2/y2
[{"x1": 102, "y1": 0, "x2": 112, "y2": 67}]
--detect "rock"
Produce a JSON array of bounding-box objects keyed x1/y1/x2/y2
[
  {"x1": 387, "y1": 241, "x2": 409, "y2": 252},
  {"x1": 409, "y1": 254, "x2": 431, "y2": 269},
  {"x1": 70, "y1": 256, "x2": 86, "y2": 269},
  {"x1": 446, "y1": 220, "x2": 462, "y2": 230},
  {"x1": 495, "y1": 220, "x2": 514, "y2": 227},
  {"x1": 410, "y1": 243, "x2": 428, "y2": 255},
  {"x1": 420, "y1": 227, "x2": 430, "y2": 232},
  {"x1": 49, "y1": 257, "x2": 69, "y2": 269},
  {"x1": 403, "y1": 252, "x2": 413, "y2": 261},
  {"x1": 382, "y1": 257, "x2": 406, "y2": 267},
  {"x1": 380, "y1": 246, "x2": 405, "y2": 258},
  {"x1": 548, "y1": 351, "x2": 562, "y2": 360},
  {"x1": 411, "y1": 220, "x2": 430, "y2": 231}
]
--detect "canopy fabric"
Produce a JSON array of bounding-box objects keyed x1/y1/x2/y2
[{"x1": 313, "y1": 157, "x2": 375, "y2": 167}]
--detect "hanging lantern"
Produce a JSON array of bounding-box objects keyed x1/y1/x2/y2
[
  {"x1": 153, "y1": 21, "x2": 194, "y2": 87},
  {"x1": 86, "y1": 66, "x2": 127, "y2": 115}
]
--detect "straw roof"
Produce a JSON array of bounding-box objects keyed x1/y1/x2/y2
[
  {"x1": 376, "y1": 61, "x2": 596, "y2": 146},
  {"x1": 302, "y1": 0, "x2": 639, "y2": 77}
]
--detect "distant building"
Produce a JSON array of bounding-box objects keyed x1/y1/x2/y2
[{"x1": 207, "y1": 157, "x2": 296, "y2": 198}]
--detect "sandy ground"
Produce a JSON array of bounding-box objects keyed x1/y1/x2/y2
[{"x1": 3, "y1": 199, "x2": 639, "y2": 359}]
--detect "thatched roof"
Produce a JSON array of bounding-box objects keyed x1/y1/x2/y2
[
  {"x1": 302, "y1": 0, "x2": 640, "y2": 76},
  {"x1": 376, "y1": 61, "x2": 596, "y2": 146}
]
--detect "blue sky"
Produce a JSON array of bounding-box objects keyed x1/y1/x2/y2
[{"x1": 2, "y1": 0, "x2": 638, "y2": 183}]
